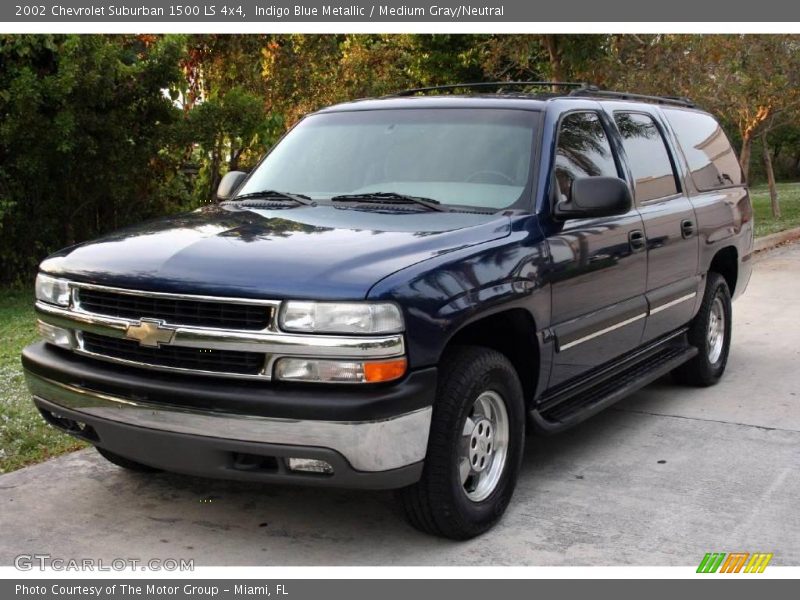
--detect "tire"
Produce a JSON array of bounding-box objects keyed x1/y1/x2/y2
[
  {"x1": 95, "y1": 446, "x2": 161, "y2": 473},
  {"x1": 673, "y1": 272, "x2": 732, "y2": 387},
  {"x1": 397, "y1": 345, "x2": 525, "y2": 540}
]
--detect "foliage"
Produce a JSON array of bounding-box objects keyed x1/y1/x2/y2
[
  {"x1": 0, "y1": 34, "x2": 187, "y2": 284},
  {"x1": 178, "y1": 35, "x2": 283, "y2": 202},
  {"x1": 260, "y1": 34, "x2": 486, "y2": 127},
  {"x1": 602, "y1": 35, "x2": 800, "y2": 178},
  {"x1": 181, "y1": 86, "x2": 282, "y2": 203},
  {"x1": 481, "y1": 34, "x2": 608, "y2": 84}
]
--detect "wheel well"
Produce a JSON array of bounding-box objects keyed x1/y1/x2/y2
[
  {"x1": 709, "y1": 246, "x2": 738, "y2": 295},
  {"x1": 445, "y1": 309, "x2": 539, "y2": 403}
]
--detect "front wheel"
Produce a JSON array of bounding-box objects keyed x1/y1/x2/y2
[
  {"x1": 397, "y1": 346, "x2": 525, "y2": 539},
  {"x1": 673, "y1": 272, "x2": 732, "y2": 386}
]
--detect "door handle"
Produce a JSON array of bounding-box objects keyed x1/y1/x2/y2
[
  {"x1": 629, "y1": 229, "x2": 646, "y2": 251},
  {"x1": 681, "y1": 219, "x2": 695, "y2": 239}
]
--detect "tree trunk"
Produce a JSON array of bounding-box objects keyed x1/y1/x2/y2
[
  {"x1": 209, "y1": 147, "x2": 221, "y2": 202},
  {"x1": 739, "y1": 132, "x2": 753, "y2": 182},
  {"x1": 761, "y1": 133, "x2": 780, "y2": 219},
  {"x1": 541, "y1": 35, "x2": 565, "y2": 90}
]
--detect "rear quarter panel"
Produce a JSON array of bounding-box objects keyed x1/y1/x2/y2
[
  {"x1": 657, "y1": 106, "x2": 754, "y2": 302},
  {"x1": 688, "y1": 186, "x2": 754, "y2": 300}
]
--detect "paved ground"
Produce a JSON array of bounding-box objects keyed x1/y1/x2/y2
[{"x1": 1, "y1": 245, "x2": 799, "y2": 566}]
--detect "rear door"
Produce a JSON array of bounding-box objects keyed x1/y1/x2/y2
[
  {"x1": 609, "y1": 108, "x2": 700, "y2": 341},
  {"x1": 545, "y1": 108, "x2": 648, "y2": 387}
]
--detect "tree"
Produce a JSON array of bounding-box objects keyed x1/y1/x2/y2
[
  {"x1": 0, "y1": 34, "x2": 186, "y2": 284},
  {"x1": 177, "y1": 35, "x2": 283, "y2": 202},
  {"x1": 480, "y1": 34, "x2": 608, "y2": 87},
  {"x1": 183, "y1": 86, "x2": 281, "y2": 201},
  {"x1": 603, "y1": 35, "x2": 800, "y2": 181},
  {"x1": 761, "y1": 132, "x2": 780, "y2": 218}
]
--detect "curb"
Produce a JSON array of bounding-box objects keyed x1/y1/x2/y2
[{"x1": 754, "y1": 226, "x2": 800, "y2": 254}]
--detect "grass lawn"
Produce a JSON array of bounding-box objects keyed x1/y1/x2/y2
[
  {"x1": 750, "y1": 181, "x2": 800, "y2": 238},
  {"x1": 0, "y1": 290, "x2": 86, "y2": 474},
  {"x1": 2, "y1": 187, "x2": 800, "y2": 475}
]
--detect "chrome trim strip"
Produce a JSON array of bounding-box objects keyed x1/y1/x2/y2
[
  {"x1": 36, "y1": 302, "x2": 405, "y2": 359},
  {"x1": 557, "y1": 290, "x2": 699, "y2": 352},
  {"x1": 70, "y1": 280, "x2": 281, "y2": 308},
  {"x1": 649, "y1": 292, "x2": 697, "y2": 315},
  {"x1": 26, "y1": 372, "x2": 431, "y2": 472},
  {"x1": 558, "y1": 312, "x2": 647, "y2": 352},
  {"x1": 73, "y1": 342, "x2": 272, "y2": 381}
]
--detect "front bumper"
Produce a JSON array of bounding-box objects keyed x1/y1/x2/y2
[{"x1": 22, "y1": 342, "x2": 435, "y2": 488}]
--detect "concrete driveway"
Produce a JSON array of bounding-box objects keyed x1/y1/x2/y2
[{"x1": 1, "y1": 244, "x2": 799, "y2": 566}]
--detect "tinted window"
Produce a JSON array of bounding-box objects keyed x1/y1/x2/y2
[
  {"x1": 553, "y1": 112, "x2": 618, "y2": 202},
  {"x1": 664, "y1": 109, "x2": 743, "y2": 190},
  {"x1": 238, "y1": 109, "x2": 538, "y2": 210},
  {"x1": 614, "y1": 112, "x2": 679, "y2": 202}
]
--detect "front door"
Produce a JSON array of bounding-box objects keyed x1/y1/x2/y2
[{"x1": 546, "y1": 110, "x2": 648, "y2": 388}]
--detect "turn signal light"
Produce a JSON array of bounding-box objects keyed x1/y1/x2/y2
[
  {"x1": 273, "y1": 357, "x2": 407, "y2": 383},
  {"x1": 363, "y1": 358, "x2": 407, "y2": 383}
]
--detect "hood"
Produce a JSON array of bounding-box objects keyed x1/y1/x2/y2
[{"x1": 40, "y1": 204, "x2": 512, "y2": 299}]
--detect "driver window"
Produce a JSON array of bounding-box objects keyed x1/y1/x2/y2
[{"x1": 554, "y1": 112, "x2": 619, "y2": 203}]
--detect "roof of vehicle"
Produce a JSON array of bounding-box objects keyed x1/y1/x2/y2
[
  {"x1": 318, "y1": 95, "x2": 551, "y2": 112},
  {"x1": 316, "y1": 82, "x2": 701, "y2": 114}
]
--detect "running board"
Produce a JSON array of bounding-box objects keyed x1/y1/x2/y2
[{"x1": 529, "y1": 341, "x2": 697, "y2": 434}]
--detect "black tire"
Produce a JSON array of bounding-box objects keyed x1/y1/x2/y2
[
  {"x1": 397, "y1": 346, "x2": 525, "y2": 540},
  {"x1": 673, "y1": 272, "x2": 732, "y2": 387},
  {"x1": 95, "y1": 446, "x2": 161, "y2": 473}
]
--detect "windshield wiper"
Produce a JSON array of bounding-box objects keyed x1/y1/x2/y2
[
  {"x1": 331, "y1": 192, "x2": 447, "y2": 212},
  {"x1": 231, "y1": 190, "x2": 315, "y2": 206}
]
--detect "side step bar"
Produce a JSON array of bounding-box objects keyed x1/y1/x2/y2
[{"x1": 530, "y1": 333, "x2": 697, "y2": 434}]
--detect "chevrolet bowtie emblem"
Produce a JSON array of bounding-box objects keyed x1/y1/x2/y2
[{"x1": 124, "y1": 318, "x2": 176, "y2": 347}]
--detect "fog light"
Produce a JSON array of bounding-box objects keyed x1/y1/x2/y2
[
  {"x1": 37, "y1": 321, "x2": 73, "y2": 349},
  {"x1": 287, "y1": 458, "x2": 334, "y2": 475}
]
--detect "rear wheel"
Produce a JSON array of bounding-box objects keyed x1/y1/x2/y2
[
  {"x1": 397, "y1": 346, "x2": 525, "y2": 539},
  {"x1": 95, "y1": 446, "x2": 161, "y2": 473},
  {"x1": 673, "y1": 272, "x2": 732, "y2": 386}
]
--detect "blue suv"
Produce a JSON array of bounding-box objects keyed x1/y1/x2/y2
[{"x1": 23, "y1": 83, "x2": 753, "y2": 539}]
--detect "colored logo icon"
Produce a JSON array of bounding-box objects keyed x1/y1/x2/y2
[{"x1": 697, "y1": 552, "x2": 773, "y2": 573}]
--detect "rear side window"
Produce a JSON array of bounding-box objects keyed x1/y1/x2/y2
[
  {"x1": 614, "y1": 112, "x2": 679, "y2": 202},
  {"x1": 553, "y1": 112, "x2": 618, "y2": 202},
  {"x1": 663, "y1": 109, "x2": 743, "y2": 190}
]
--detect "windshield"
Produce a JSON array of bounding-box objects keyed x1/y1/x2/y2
[{"x1": 237, "y1": 108, "x2": 539, "y2": 211}]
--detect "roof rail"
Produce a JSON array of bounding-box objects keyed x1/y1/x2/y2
[
  {"x1": 391, "y1": 81, "x2": 590, "y2": 97},
  {"x1": 387, "y1": 81, "x2": 697, "y2": 108},
  {"x1": 569, "y1": 86, "x2": 696, "y2": 108}
]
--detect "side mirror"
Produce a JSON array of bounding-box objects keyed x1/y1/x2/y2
[
  {"x1": 216, "y1": 171, "x2": 247, "y2": 201},
  {"x1": 555, "y1": 176, "x2": 632, "y2": 220}
]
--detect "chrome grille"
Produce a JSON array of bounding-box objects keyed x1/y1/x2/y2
[
  {"x1": 81, "y1": 332, "x2": 265, "y2": 376},
  {"x1": 78, "y1": 288, "x2": 272, "y2": 330},
  {"x1": 35, "y1": 282, "x2": 405, "y2": 380}
]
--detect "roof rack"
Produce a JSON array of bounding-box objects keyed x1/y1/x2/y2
[
  {"x1": 568, "y1": 86, "x2": 696, "y2": 108},
  {"x1": 388, "y1": 81, "x2": 696, "y2": 108},
  {"x1": 391, "y1": 81, "x2": 590, "y2": 97}
]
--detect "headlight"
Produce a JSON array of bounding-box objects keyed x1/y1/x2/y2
[
  {"x1": 280, "y1": 301, "x2": 404, "y2": 334},
  {"x1": 35, "y1": 273, "x2": 71, "y2": 307}
]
